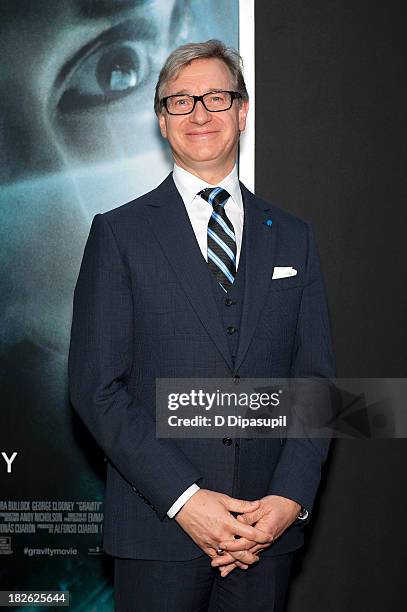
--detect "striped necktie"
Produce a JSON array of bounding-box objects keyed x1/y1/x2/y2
[{"x1": 198, "y1": 187, "x2": 237, "y2": 292}]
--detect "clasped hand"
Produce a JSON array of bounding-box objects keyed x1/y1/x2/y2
[{"x1": 175, "y1": 490, "x2": 300, "y2": 577}]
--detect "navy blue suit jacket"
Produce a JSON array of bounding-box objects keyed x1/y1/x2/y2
[{"x1": 68, "y1": 173, "x2": 335, "y2": 560}]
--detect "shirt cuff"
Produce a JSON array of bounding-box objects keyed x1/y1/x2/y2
[{"x1": 167, "y1": 483, "x2": 201, "y2": 518}]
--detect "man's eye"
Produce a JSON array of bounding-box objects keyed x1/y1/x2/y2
[
  {"x1": 57, "y1": 39, "x2": 151, "y2": 113},
  {"x1": 174, "y1": 98, "x2": 190, "y2": 106},
  {"x1": 209, "y1": 94, "x2": 225, "y2": 103}
]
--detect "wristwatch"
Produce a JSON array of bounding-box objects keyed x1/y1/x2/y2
[{"x1": 297, "y1": 506, "x2": 309, "y2": 521}]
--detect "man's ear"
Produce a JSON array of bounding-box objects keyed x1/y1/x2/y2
[
  {"x1": 238, "y1": 100, "x2": 249, "y2": 133},
  {"x1": 158, "y1": 113, "x2": 168, "y2": 139}
]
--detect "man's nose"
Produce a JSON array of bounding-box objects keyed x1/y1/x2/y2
[{"x1": 189, "y1": 99, "x2": 211, "y2": 124}]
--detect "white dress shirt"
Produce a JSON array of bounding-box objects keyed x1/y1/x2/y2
[
  {"x1": 172, "y1": 163, "x2": 244, "y2": 268},
  {"x1": 166, "y1": 163, "x2": 243, "y2": 519}
]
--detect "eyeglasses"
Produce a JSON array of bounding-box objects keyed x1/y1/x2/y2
[{"x1": 161, "y1": 90, "x2": 242, "y2": 115}]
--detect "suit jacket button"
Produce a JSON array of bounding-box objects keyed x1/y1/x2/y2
[
  {"x1": 224, "y1": 298, "x2": 234, "y2": 306},
  {"x1": 222, "y1": 437, "x2": 233, "y2": 446},
  {"x1": 233, "y1": 375, "x2": 240, "y2": 384},
  {"x1": 227, "y1": 326, "x2": 237, "y2": 335}
]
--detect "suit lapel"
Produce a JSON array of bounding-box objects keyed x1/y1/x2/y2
[
  {"x1": 233, "y1": 183, "x2": 278, "y2": 373},
  {"x1": 143, "y1": 173, "x2": 234, "y2": 371}
]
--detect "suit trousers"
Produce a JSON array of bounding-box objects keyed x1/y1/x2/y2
[{"x1": 114, "y1": 552, "x2": 294, "y2": 612}]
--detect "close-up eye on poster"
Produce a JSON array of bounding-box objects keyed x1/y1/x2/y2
[{"x1": 0, "y1": 1, "x2": 405, "y2": 611}]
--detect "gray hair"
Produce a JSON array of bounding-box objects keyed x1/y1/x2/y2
[{"x1": 154, "y1": 39, "x2": 248, "y2": 115}]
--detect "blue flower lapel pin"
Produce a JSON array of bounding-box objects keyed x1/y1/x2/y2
[{"x1": 264, "y1": 219, "x2": 273, "y2": 228}]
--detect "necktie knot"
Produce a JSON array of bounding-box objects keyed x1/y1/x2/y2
[{"x1": 198, "y1": 187, "x2": 230, "y2": 209}]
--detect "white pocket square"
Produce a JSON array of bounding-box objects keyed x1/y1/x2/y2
[{"x1": 272, "y1": 266, "x2": 298, "y2": 279}]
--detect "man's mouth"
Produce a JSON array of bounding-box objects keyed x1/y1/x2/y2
[{"x1": 185, "y1": 130, "x2": 219, "y2": 137}]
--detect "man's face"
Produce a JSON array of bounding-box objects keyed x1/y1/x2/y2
[{"x1": 158, "y1": 57, "x2": 249, "y2": 176}]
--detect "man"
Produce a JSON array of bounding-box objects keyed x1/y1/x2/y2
[{"x1": 69, "y1": 39, "x2": 335, "y2": 611}]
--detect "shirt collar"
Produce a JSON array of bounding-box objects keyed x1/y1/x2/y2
[{"x1": 173, "y1": 163, "x2": 242, "y2": 209}]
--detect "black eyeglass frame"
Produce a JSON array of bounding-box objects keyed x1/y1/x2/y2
[{"x1": 161, "y1": 90, "x2": 242, "y2": 115}]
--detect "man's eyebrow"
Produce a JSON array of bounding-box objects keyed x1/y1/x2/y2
[
  {"x1": 170, "y1": 90, "x2": 192, "y2": 96},
  {"x1": 76, "y1": 0, "x2": 149, "y2": 19},
  {"x1": 169, "y1": 89, "x2": 227, "y2": 96}
]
